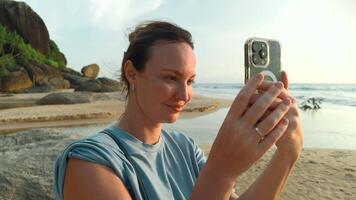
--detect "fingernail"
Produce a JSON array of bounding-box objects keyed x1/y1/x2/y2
[
  {"x1": 275, "y1": 82, "x2": 283, "y2": 89},
  {"x1": 282, "y1": 118, "x2": 289, "y2": 125},
  {"x1": 284, "y1": 98, "x2": 291, "y2": 106}
]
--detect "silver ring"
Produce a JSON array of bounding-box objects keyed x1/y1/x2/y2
[{"x1": 255, "y1": 127, "x2": 265, "y2": 141}]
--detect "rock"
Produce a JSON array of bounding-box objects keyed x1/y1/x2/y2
[
  {"x1": 60, "y1": 68, "x2": 82, "y2": 77},
  {"x1": 37, "y1": 92, "x2": 94, "y2": 105},
  {"x1": 19, "y1": 60, "x2": 46, "y2": 83},
  {"x1": 81, "y1": 64, "x2": 99, "y2": 79},
  {"x1": 0, "y1": 71, "x2": 33, "y2": 92},
  {"x1": 0, "y1": 129, "x2": 73, "y2": 200},
  {"x1": 98, "y1": 78, "x2": 123, "y2": 92},
  {"x1": 75, "y1": 78, "x2": 123, "y2": 93},
  {"x1": 35, "y1": 62, "x2": 62, "y2": 79},
  {"x1": 62, "y1": 72, "x2": 90, "y2": 89},
  {"x1": 63, "y1": 79, "x2": 70, "y2": 89},
  {"x1": 48, "y1": 77, "x2": 70, "y2": 89},
  {"x1": 22, "y1": 83, "x2": 55, "y2": 93},
  {"x1": 0, "y1": 1, "x2": 50, "y2": 54},
  {"x1": 75, "y1": 79, "x2": 102, "y2": 92}
]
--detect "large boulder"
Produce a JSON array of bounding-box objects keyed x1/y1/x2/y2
[
  {"x1": 0, "y1": 70, "x2": 33, "y2": 92},
  {"x1": 35, "y1": 62, "x2": 62, "y2": 79},
  {"x1": 97, "y1": 77, "x2": 123, "y2": 91},
  {"x1": 75, "y1": 78, "x2": 123, "y2": 93},
  {"x1": 37, "y1": 92, "x2": 93, "y2": 105},
  {"x1": 81, "y1": 64, "x2": 99, "y2": 79},
  {"x1": 48, "y1": 77, "x2": 70, "y2": 89},
  {"x1": 62, "y1": 72, "x2": 90, "y2": 89},
  {"x1": 0, "y1": 0, "x2": 50, "y2": 54},
  {"x1": 18, "y1": 60, "x2": 46, "y2": 83}
]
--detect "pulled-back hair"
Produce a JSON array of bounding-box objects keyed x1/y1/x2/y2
[{"x1": 120, "y1": 21, "x2": 194, "y2": 98}]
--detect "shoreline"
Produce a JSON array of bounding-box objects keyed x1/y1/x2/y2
[{"x1": 0, "y1": 92, "x2": 232, "y2": 134}]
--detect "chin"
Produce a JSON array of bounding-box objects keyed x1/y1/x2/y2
[{"x1": 163, "y1": 113, "x2": 180, "y2": 123}]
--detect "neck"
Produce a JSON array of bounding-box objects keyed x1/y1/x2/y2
[{"x1": 117, "y1": 97, "x2": 162, "y2": 145}]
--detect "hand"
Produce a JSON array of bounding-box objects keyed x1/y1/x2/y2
[
  {"x1": 276, "y1": 71, "x2": 303, "y2": 161},
  {"x1": 205, "y1": 74, "x2": 291, "y2": 184},
  {"x1": 252, "y1": 71, "x2": 303, "y2": 161}
]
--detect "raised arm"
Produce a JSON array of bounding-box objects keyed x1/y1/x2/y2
[
  {"x1": 233, "y1": 71, "x2": 303, "y2": 200},
  {"x1": 190, "y1": 73, "x2": 292, "y2": 200}
]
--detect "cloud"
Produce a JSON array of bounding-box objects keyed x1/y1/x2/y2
[{"x1": 89, "y1": 0, "x2": 163, "y2": 30}]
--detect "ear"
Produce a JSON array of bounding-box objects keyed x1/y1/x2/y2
[{"x1": 123, "y1": 60, "x2": 138, "y2": 85}]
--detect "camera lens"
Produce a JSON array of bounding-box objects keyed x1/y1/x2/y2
[
  {"x1": 261, "y1": 42, "x2": 267, "y2": 48},
  {"x1": 259, "y1": 49, "x2": 267, "y2": 59},
  {"x1": 260, "y1": 59, "x2": 266, "y2": 65},
  {"x1": 252, "y1": 42, "x2": 261, "y2": 52},
  {"x1": 252, "y1": 54, "x2": 261, "y2": 65}
]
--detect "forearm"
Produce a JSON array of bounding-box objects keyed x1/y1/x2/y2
[{"x1": 237, "y1": 150, "x2": 298, "y2": 200}]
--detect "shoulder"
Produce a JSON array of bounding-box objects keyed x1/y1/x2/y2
[
  {"x1": 54, "y1": 132, "x2": 129, "y2": 199},
  {"x1": 65, "y1": 132, "x2": 126, "y2": 164},
  {"x1": 162, "y1": 129, "x2": 197, "y2": 148}
]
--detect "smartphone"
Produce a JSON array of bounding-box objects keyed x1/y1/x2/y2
[{"x1": 244, "y1": 38, "x2": 281, "y2": 84}]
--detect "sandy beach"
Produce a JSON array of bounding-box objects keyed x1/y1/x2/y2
[
  {"x1": 201, "y1": 147, "x2": 356, "y2": 200},
  {"x1": 0, "y1": 92, "x2": 355, "y2": 199},
  {"x1": 0, "y1": 92, "x2": 231, "y2": 134}
]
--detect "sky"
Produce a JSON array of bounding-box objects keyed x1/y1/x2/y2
[{"x1": 23, "y1": 0, "x2": 356, "y2": 83}]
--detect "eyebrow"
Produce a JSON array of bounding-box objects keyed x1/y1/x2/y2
[{"x1": 161, "y1": 69, "x2": 196, "y2": 78}]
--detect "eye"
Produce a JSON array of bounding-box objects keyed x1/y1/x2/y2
[
  {"x1": 165, "y1": 75, "x2": 177, "y2": 81},
  {"x1": 187, "y1": 79, "x2": 195, "y2": 85}
]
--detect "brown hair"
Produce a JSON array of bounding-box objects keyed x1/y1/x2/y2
[{"x1": 120, "y1": 20, "x2": 194, "y2": 98}]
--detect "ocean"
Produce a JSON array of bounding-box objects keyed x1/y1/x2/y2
[
  {"x1": 192, "y1": 83, "x2": 356, "y2": 108},
  {"x1": 58, "y1": 83, "x2": 356, "y2": 150},
  {"x1": 163, "y1": 83, "x2": 356, "y2": 149}
]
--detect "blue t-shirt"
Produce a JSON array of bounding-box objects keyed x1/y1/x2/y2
[{"x1": 54, "y1": 124, "x2": 207, "y2": 200}]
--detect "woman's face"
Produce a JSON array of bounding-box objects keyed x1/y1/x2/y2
[{"x1": 134, "y1": 41, "x2": 196, "y2": 123}]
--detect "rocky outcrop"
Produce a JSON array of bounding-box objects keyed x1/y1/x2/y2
[
  {"x1": 0, "y1": 129, "x2": 77, "y2": 200},
  {"x1": 0, "y1": 0, "x2": 50, "y2": 54},
  {"x1": 37, "y1": 92, "x2": 93, "y2": 105},
  {"x1": 0, "y1": 70, "x2": 33, "y2": 92},
  {"x1": 0, "y1": 1, "x2": 122, "y2": 93},
  {"x1": 81, "y1": 64, "x2": 99, "y2": 79},
  {"x1": 75, "y1": 78, "x2": 123, "y2": 93}
]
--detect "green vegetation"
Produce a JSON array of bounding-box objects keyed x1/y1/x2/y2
[{"x1": 0, "y1": 24, "x2": 66, "y2": 77}]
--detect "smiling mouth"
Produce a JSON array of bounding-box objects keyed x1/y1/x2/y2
[{"x1": 165, "y1": 104, "x2": 184, "y2": 112}]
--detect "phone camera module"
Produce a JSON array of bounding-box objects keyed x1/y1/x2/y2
[{"x1": 251, "y1": 41, "x2": 268, "y2": 66}]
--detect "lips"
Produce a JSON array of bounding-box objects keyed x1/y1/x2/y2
[{"x1": 165, "y1": 104, "x2": 184, "y2": 112}]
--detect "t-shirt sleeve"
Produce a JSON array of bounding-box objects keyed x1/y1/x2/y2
[
  {"x1": 192, "y1": 139, "x2": 207, "y2": 172},
  {"x1": 53, "y1": 135, "x2": 128, "y2": 200}
]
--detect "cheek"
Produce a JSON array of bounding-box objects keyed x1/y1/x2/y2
[{"x1": 153, "y1": 81, "x2": 176, "y2": 99}]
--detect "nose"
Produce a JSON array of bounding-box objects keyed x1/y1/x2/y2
[{"x1": 176, "y1": 82, "x2": 191, "y2": 102}]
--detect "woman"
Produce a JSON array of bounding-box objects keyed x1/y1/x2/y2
[{"x1": 54, "y1": 21, "x2": 303, "y2": 200}]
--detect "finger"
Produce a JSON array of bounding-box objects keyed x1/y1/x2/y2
[
  {"x1": 258, "y1": 81, "x2": 293, "y2": 101},
  {"x1": 228, "y1": 73, "x2": 263, "y2": 118},
  {"x1": 257, "y1": 118, "x2": 289, "y2": 154},
  {"x1": 256, "y1": 109, "x2": 271, "y2": 124},
  {"x1": 281, "y1": 71, "x2": 289, "y2": 89},
  {"x1": 256, "y1": 98, "x2": 291, "y2": 136},
  {"x1": 242, "y1": 82, "x2": 284, "y2": 127},
  {"x1": 249, "y1": 93, "x2": 283, "y2": 110}
]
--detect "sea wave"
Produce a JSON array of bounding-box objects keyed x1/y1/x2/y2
[{"x1": 194, "y1": 83, "x2": 356, "y2": 107}]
